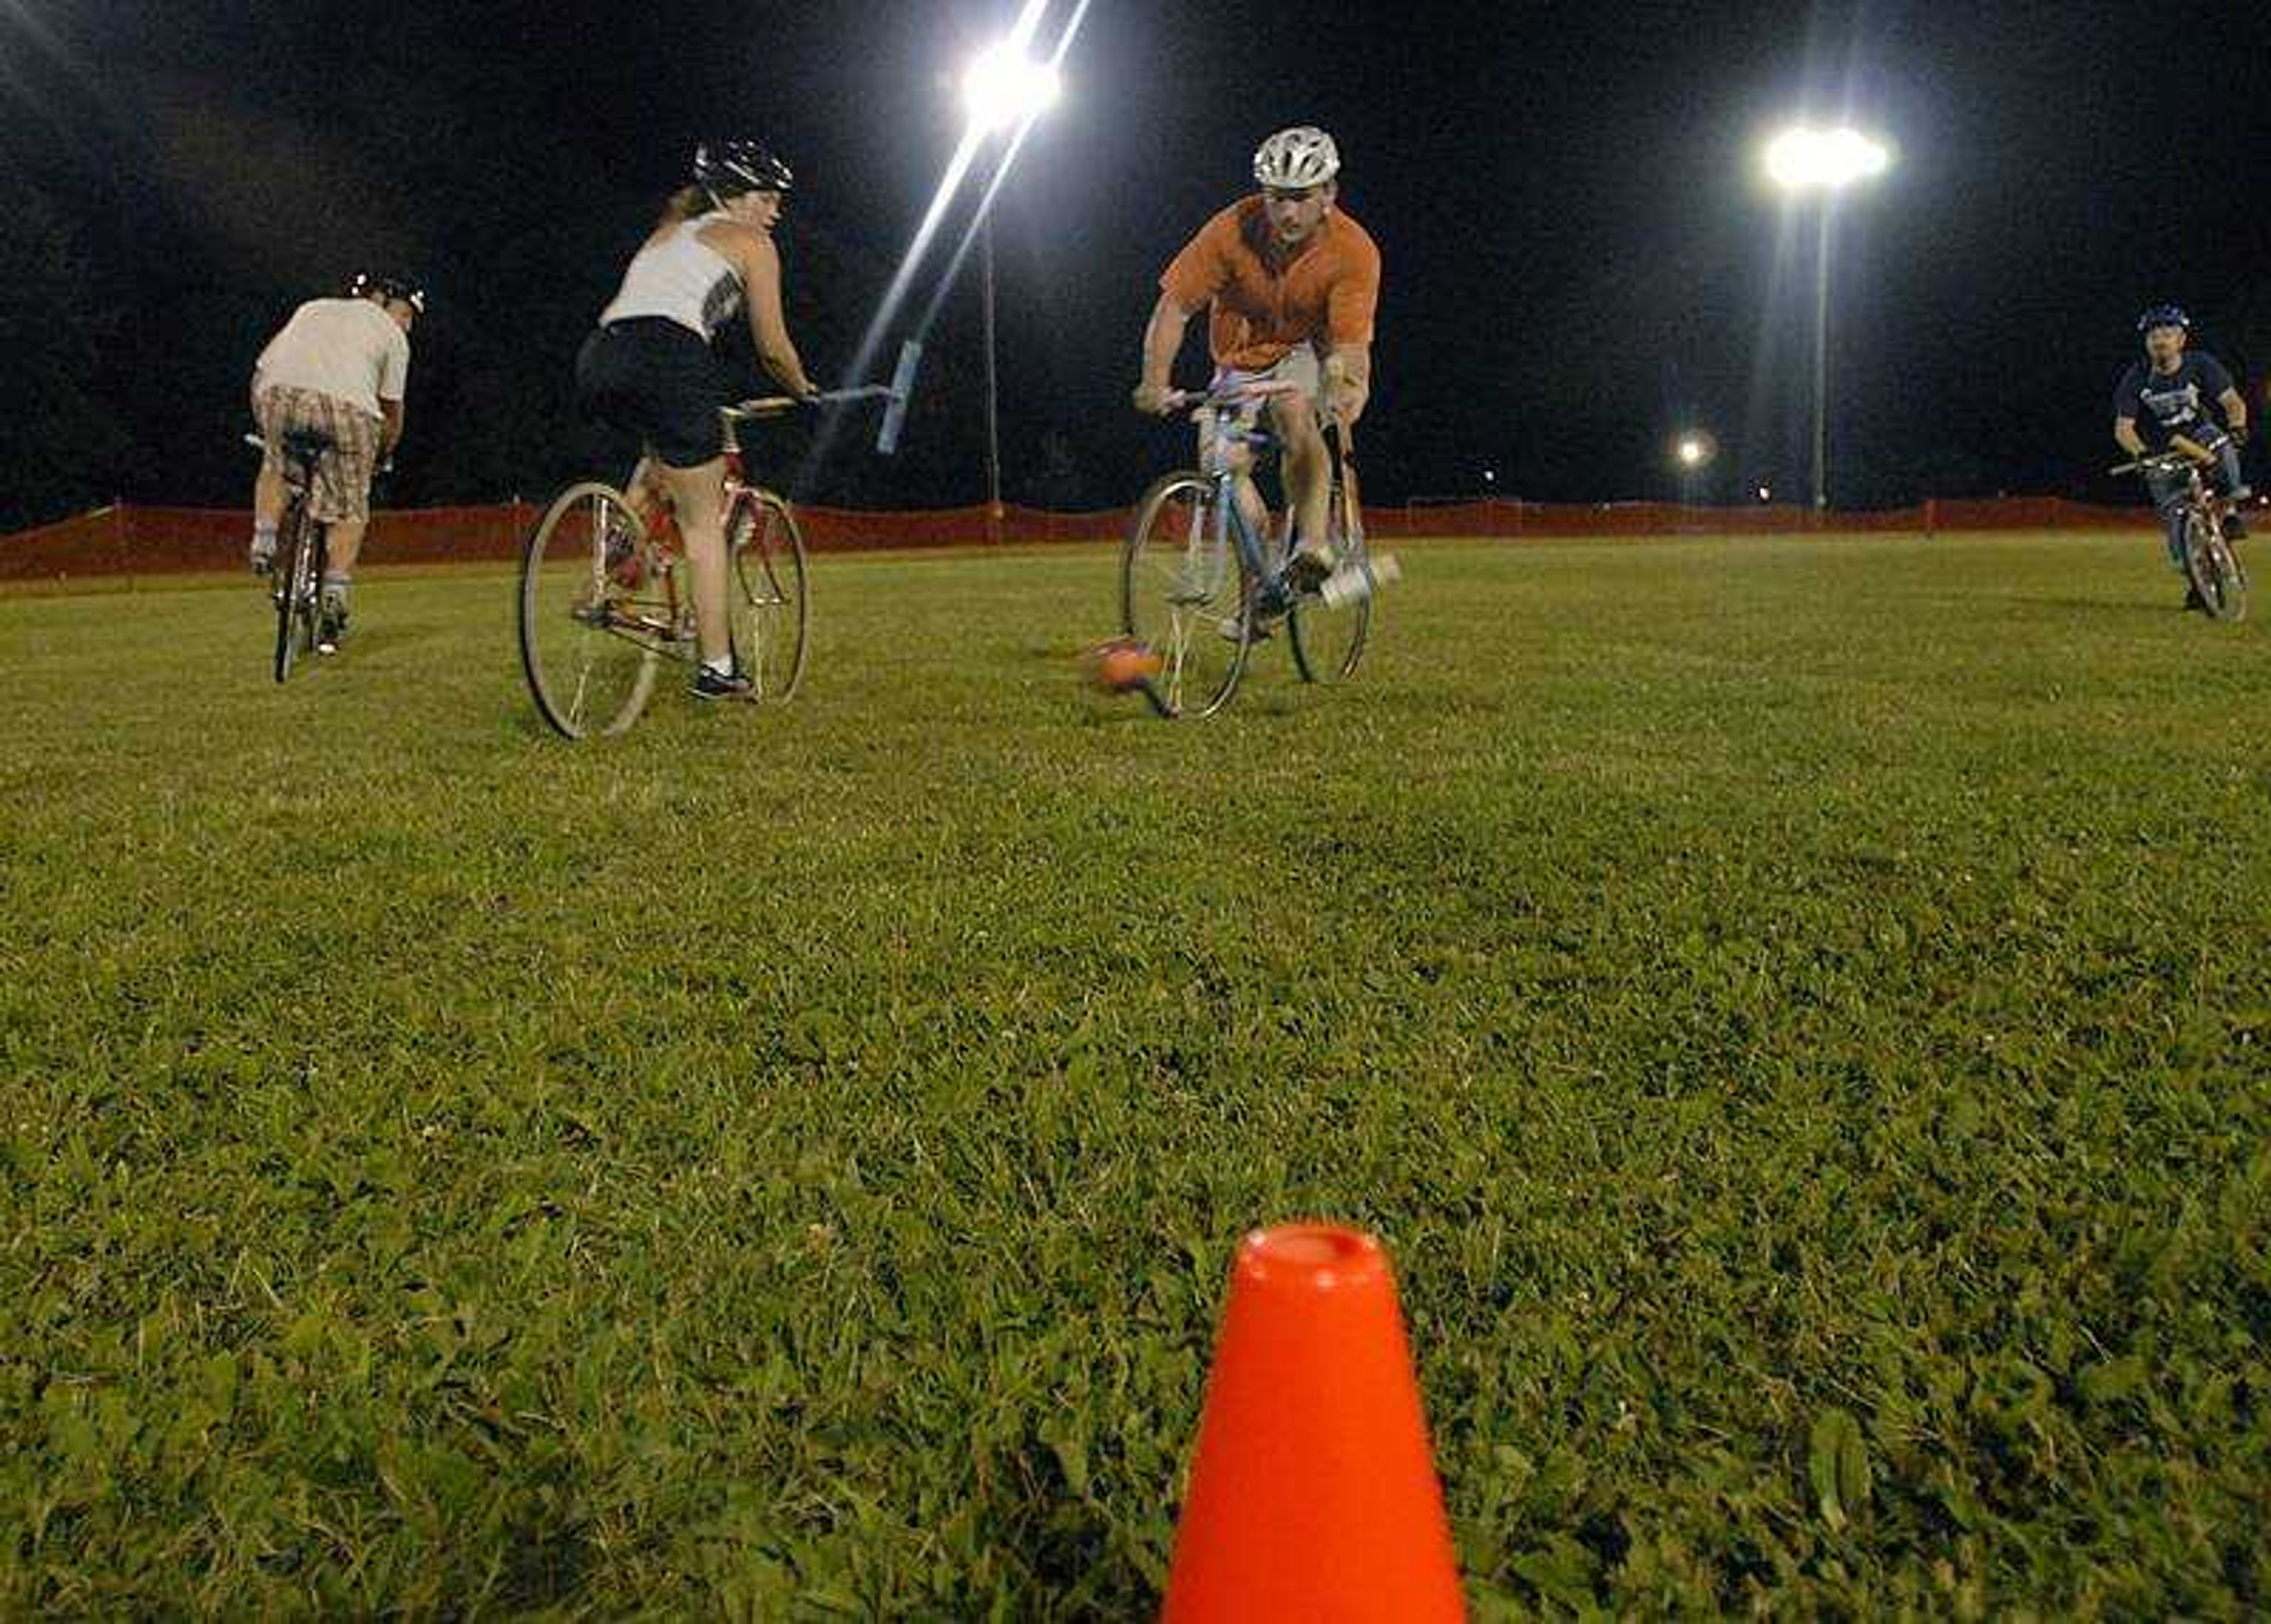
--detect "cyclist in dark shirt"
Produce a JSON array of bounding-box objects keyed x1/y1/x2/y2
[{"x1": 2114, "y1": 306, "x2": 2251, "y2": 590}]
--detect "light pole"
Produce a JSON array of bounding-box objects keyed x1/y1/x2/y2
[
  {"x1": 1765, "y1": 125, "x2": 1891, "y2": 512},
  {"x1": 1673, "y1": 430, "x2": 1717, "y2": 523},
  {"x1": 961, "y1": 42, "x2": 1060, "y2": 542}
]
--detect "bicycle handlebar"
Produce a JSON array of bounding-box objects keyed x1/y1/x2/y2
[
  {"x1": 725, "y1": 383, "x2": 897, "y2": 420},
  {"x1": 1160, "y1": 380, "x2": 1358, "y2": 457},
  {"x1": 1162, "y1": 379, "x2": 1305, "y2": 413},
  {"x1": 2111, "y1": 449, "x2": 2208, "y2": 477}
]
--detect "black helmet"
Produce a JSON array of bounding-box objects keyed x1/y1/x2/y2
[
  {"x1": 693, "y1": 140, "x2": 794, "y2": 202},
  {"x1": 2136, "y1": 304, "x2": 2189, "y2": 334},
  {"x1": 350, "y1": 273, "x2": 426, "y2": 315}
]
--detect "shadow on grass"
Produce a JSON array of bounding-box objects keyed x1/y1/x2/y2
[{"x1": 2008, "y1": 596, "x2": 2192, "y2": 620}]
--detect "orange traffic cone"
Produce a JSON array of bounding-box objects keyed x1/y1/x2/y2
[{"x1": 1162, "y1": 1224, "x2": 1464, "y2": 1622}]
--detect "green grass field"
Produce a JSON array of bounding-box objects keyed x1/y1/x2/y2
[{"x1": 4, "y1": 532, "x2": 2267, "y2": 1617}]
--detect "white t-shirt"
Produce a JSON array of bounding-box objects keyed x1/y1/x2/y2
[
  {"x1": 599, "y1": 212, "x2": 745, "y2": 340},
  {"x1": 253, "y1": 297, "x2": 410, "y2": 421}
]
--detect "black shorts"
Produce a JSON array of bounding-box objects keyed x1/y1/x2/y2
[{"x1": 576, "y1": 319, "x2": 730, "y2": 469}]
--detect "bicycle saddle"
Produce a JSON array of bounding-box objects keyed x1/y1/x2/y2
[{"x1": 282, "y1": 428, "x2": 336, "y2": 462}]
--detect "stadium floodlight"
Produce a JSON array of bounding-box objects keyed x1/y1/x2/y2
[
  {"x1": 963, "y1": 42, "x2": 1061, "y2": 134},
  {"x1": 1764, "y1": 124, "x2": 1891, "y2": 511},
  {"x1": 1675, "y1": 433, "x2": 1715, "y2": 470},
  {"x1": 1764, "y1": 126, "x2": 1891, "y2": 192}
]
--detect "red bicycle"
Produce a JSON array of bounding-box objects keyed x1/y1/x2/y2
[{"x1": 518, "y1": 384, "x2": 896, "y2": 738}]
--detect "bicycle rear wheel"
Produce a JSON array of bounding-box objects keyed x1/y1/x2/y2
[
  {"x1": 729, "y1": 491, "x2": 809, "y2": 702},
  {"x1": 271, "y1": 504, "x2": 321, "y2": 684},
  {"x1": 1287, "y1": 448, "x2": 1373, "y2": 684},
  {"x1": 1121, "y1": 472, "x2": 1253, "y2": 719},
  {"x1": 2186, "y1": 512, "x2": 2248, "y2": 622},
  {"x1": 519, "y1": 481, "x2": 667, "y2": 737}
]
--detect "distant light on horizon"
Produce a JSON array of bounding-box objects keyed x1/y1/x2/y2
[
  {"x1": 1765, "y1": 125, "x2": 1892, "y2": 192},
  {"x1": 963, "y1": 43, "x2": 1062, "y2": 132},
  {"x1": 1756, "y1": 483, "x2": 1774, "y2": 502},
  {"x1": 1675, "y1": 432, "x2": 1716, "y2": 470}
]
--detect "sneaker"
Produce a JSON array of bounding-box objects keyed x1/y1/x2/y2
[
  {"x1": 2183, "y1": 584, "x2": 2208, "y2": 612},
  {"x1": 1283, "y1": 546, "x2": 1336, "y2": 597},
  {"x1": 690, "y1": 663, "x2": 755, "y2": 701},
  {"x1": 249, "y1": 538, "x2": 275, "y2": 576},
  {"x1": 315, "y1": 603, "x2": 347, "y2": 654},
  {"x1": 1217, "y1": 614, "x2": 1273, "y2": 643}
]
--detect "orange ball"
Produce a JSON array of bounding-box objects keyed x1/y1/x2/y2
[{"x1": 1085, "y1": 636, "x2": 1163, "y2": 693}]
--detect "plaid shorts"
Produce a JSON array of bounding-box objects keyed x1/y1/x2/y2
[{"x1": 253, "y1": 386, "x2": 381, "y2": 524}]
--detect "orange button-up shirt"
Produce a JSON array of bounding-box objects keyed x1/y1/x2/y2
[{"x1": 1160, "y1": 197, "x2": 1382, "y2": 372}]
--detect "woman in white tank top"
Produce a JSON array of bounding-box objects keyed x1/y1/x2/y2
[{"x1": 577, "y1": 140, "x2": 819, "y2": 700}]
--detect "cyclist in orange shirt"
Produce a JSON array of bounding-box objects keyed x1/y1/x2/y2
[{"x1": 1133, "y1": 126, "x2": 1381, "y2": 594}]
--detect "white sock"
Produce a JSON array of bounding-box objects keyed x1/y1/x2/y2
[{"x1": 704, "y1": 654, "x2": 735, "y2": 677}]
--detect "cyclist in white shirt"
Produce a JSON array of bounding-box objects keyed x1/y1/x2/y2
[
  {"x1": 248, "y1": 273, "x2": 420, "y2": 651},
  {"x1": 578, "y1": 140, "x2": 818, "y2": 700}
]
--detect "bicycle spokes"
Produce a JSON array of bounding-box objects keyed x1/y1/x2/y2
[
  {"x1": 730, "y1": 494, "x2": 810, "y2": 703},
  {"x1": 520, "y1": 483, "x2": 665, "y2": 738},
  {"x1": 1123, "y1": 474, "x2": 1250, "y2": 719}
]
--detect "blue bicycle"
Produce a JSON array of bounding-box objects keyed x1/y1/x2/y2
[{"x1": 1120, "y1": 381, "x2": 1383, "y2": 718}]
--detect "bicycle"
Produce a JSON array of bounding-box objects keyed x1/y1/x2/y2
[
  {"x1": 246, "y1": 428, "x2": 337, "y2": 682},
  {"x1": 518, "y1": 384, "x2": 893, "y2": 739},
  {"x1": 1120, "y1": 380, "x2": 1389, "y2": 719},
  {"x1": 2113, "y1": 438, "x2": 2248, "y2": 622}
]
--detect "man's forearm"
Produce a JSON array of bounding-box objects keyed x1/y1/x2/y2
[
  {"x1": 2114, "y1": 420, "x2": 2145, "y2": 455},
  {"x1": 1141, "y1": 297, "x2": 1192, "y2": 389}
]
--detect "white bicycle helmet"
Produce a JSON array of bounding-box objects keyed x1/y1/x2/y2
[{"x1": 1253, "y1": 126, "x2": 1341, "y2": 189}]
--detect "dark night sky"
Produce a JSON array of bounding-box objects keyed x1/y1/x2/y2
[{"x1": 2, "y1": 0, "x2": 2268, "y2": 518}]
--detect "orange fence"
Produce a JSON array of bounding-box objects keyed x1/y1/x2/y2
[{"x1": 0, "y1": 496, "x2": 2156, "y2": 584}]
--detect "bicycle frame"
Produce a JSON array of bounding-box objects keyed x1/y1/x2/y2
[
  {"x1": 2115, "y1": 449, "x2": 2227, "y2": 542},
  {"x1": 1191, "y1": 403, "x2": 1288, "y2": 598},
  {"x1": 2113, "y1": 447, "x2": 2249, "y2": 620},
  {"x1": 251, "y1": 432, "x2": 332, "y2": 681},
  {"x1": 581, "y1": 406, "x2": 808, "y2": 659}
]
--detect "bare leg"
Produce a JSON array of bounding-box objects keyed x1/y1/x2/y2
[
  {"x1": 325, "y1": 520, "x2": 368, "y2": 577},
  {"x1": 1197, "y1": 419, "x2": 1273, "y2": 551},
  {"x1": 655, "y1": 457, "x2": 732, "y2": 667},
  {"x1": 1272, "y1": 390, "x2": 1331, "y2": 557},
  {"x1": 254, "y1": 463, "x2": 288, "y2": 529}
]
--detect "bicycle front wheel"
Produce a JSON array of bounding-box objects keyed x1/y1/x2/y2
[
  {"x1": 1121, "y1": 472, "x2": 1253, "y2": 719},
  {"x1": 1288, "y1": 454, "x2": 1373, "y2": 684},
  {"x1": 519, "y1": 481, "x2": 666, "y2": 738},
  {"x1": 2186, "y1": 513, "x2": 2248, "y2": 622},
  {"x1": 729, "y1": 491, "x2": 810, "y2": 702},
  {"x1": 272, "y1": 507, "x2": 321, "y2": 684}
]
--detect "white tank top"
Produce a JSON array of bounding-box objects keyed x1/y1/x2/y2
[{"x1": 599, "y1": 212, "x2": 745, "y2": 340}]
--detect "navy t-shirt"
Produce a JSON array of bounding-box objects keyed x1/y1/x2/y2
[{"x1": 2114, "y1": 352, "x2": 2237, "y2": 447}]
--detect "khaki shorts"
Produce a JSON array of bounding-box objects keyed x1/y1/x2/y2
[
  {"x1": 1201, "y1": 346, "x2": 1322, "y2": 462},
  {"x1": 253, "y1": 386, "x2": 382, "y2": 524}
]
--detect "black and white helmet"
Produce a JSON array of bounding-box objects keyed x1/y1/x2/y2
[
  {"x1": 348, "y1": 273, "x2": 425, "y2": 314},
  {"x1": 694, "y1": 140, "x2": 794, "y2": 203},
  {"x1": 1253, "y1": 126, "x2": 1340, "y2": 189}
]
